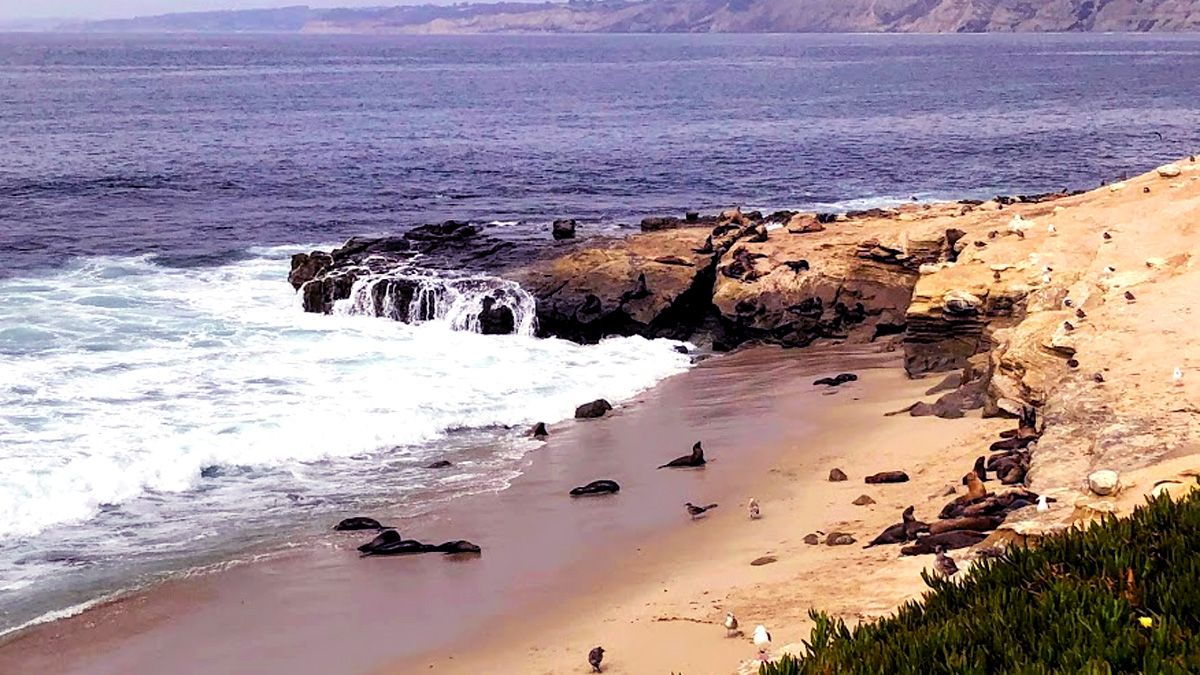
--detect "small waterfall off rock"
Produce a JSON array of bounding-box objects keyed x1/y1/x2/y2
[{"x1": 335, "y1": 270, "x2": 538, "y2": 336}]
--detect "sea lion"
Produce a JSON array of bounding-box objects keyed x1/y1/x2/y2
[
  {"x1": 658, "y1": 441, "x2": 706, "y2": 469},
  {"x1": 425, "y1": 460, "x2": 453, "y2": 469},
  {"x1": 569, "y1": 479, "x2": 621, "y2": 496},
  {"x1": 334, "y1": 517, "x2": 389, "y2": 531},
  {"x1": 865, "y1": 471, "x2": 909, "y2": 484},
  {"x1": 900, "y1": 530, "x2": 988, "y2": 556},
  {"x1": 928, "y1": 515, "x2": 1003, "y2": 535},
  {"x1": 962, "y1": 456, "x2": 987, "y2": 484},
  {"x1": 989, "y1": 436, "x2": 1035, "y2": 452},
  {"x1": 864, "y1": 506, "x2": 927, "y2": 547},
  {"x1": 433, "y1": 540, "x2": 482, "y2": 554},
  {"x1": 588, "y1": 646, "x2": 605, "y2": 673},
  {"x1": 939, "y1": 472, "x2": 988, "y2": 519},
  {"x1": 360, "y1": 538, "x2": 432, "y2": 556},
  {"x1": 530, "y1": 422, "x2": 548, "y2": 438},
  {"x1": 357, "y1": 529, "x2": 403, "y2": 553}
]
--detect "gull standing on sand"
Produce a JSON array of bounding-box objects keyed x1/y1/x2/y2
[
  {"x1": 1037, "y1": 495, "x2": 1049, "y2": 513},
  {"x1": 748, "y1": 498, "x2": 761, "y2": 520},
  {"x1": 753, "y1": 625, "x2": 772, "y2": 660},
  {"x1": 725, "y1": 611, "x2": 739, "y2": 637},
  {"x1": 1174, "y1": 367, "x2": 1184, "y2": 386},
  {"x1": 686, "y1": 502, "x2": 718, "y2": 520},
  {"x1": 934, "y1": 546, "x2": 959, "y2": 577}
]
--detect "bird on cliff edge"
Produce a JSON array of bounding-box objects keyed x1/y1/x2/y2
[
  {"x1": 725, "y1": 611, "x2": 740, "y2": 637},
  {"x1": 754, "y1": 625, "x2": 772, "y2": 661},
  {"x1": 748, "y1": 498, "x2": 761, "y2": 520},
  {"x1": 1174, "y1": 367, "x2": 1184, "y2": 386},
  {"x1": 588, "y1": 646, "x2": 604, "y2": 672},
  {"x1": 1037, "y1": 495, "x2": 1049, "y2": 512}
]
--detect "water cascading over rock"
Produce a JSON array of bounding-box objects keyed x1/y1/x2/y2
[{"x1": 335, "y1": 271, "x2": 537, "y2": 336}]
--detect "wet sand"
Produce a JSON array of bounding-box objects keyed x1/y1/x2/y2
[{"x1": 0, "y1": 344, "x2": 996, "y2": 675}]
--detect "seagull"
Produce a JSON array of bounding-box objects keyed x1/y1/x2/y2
[
  {"x1": 686, "y1": 502, "x2": 718, "y2": 519},
  {"x1": 1067, "y1": 358, "x2": 1080, "y2": 368},
  {"x1": 1094, "y1": 372, "x2": 1106, "y2": 383},
  {"x1": 934, "y1": 546, "x2": 959, "y2": 577},
  {"x1": 1037, "y1": 495, "x2": 1049, "y2": 512},
  {"x1": 1064, "y1": 298, "x2": 1074, "y2": 308},
  {"x1": 1063, "y1": 321, "x2": 1075, "y2": 332},
  {"x1": 1048, "y1": 223, "x2": 1057, "y2": 236},
  {"x1": 753, "y1": 625, "x2": 772, "y2": 661},
  {"x1": 725, "y1": 612, "x2": 740, "y2": 637},
  {"x1": 1174, "y1": 367, "x2": 1184, "y2": 386},
  {"x1": 1042, "y1": 273, "x2": 1052, "y2": 284},
  {"x1": 588, "y1": 646, "x2": 604, "y2": 672},
  {"x1": 1124, "y1": 291, "x2": 1137, "y2": 302},
  {"x1": 748, "y1": 498, "x2": 761, "y2": 520},
  {"x1": 1075, "y1": 308, "x2": 1086, "y2": 319},
  {"x1": 1103, "y1": 266, "x2": 1116, "y2": 274},
  {"x1": 1103, "y1": 231, "x2": 1113, "y2": 241}
]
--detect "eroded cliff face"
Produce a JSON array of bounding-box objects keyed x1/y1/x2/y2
[{"x1": 298, "y1": 0, "x2": 1200, "y2": 34}]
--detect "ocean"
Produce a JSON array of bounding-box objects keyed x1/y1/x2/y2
[{"x1": 1, "y1": 31, "x2": 1198, "y2": 637}]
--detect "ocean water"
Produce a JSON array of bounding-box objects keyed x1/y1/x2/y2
[{"x1": 1, "y1": 31, "x2": 1199, "y2": 635}]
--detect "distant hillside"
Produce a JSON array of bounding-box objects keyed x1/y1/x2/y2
[{"x1": 70, "y1": 0, "x2": 1200, "y2": 34}]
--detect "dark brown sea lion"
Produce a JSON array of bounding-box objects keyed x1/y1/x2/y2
[
  {"x1": 864, "y1": 506, "x2": 928, "y2": 547},
  {"x1": 334, "y1": 517, "x2": 389, "y2": 531},
  {"x1": 658, "y1": 441, "x2": 706, "y2": 469},
  {"x1": 900, "y1": 530, "x2": 988, "y2": 556},
  {"x1": 865, "y1": 471, "x2": 909, "y2": 484},
  {"x1": 928, "y1": 515, "x2": 1003, "y2": 535},
  {"x1": 570, "y1": 479, "x2": 621, "y2": 496},
  {"x1": 357, "y1": 529, "x2": 403, "y2": 553},
  {"x1": 962, "y1": 456, "x2": 987, "y2": 484},
  {"x1": 939, "y1": 472, "x2": 989, "y2": 519}
]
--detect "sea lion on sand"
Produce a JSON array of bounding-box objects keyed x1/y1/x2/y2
[
  {"x1": 962, "y1": 456, "x2": 987, "y2": 484},
  {"x1": 658, "y1": 441, "x2": 706, "y2": 469},
  {"x1": 433, "y1": 540, "x2": 482, "y2": 554},
  {"x1": 569, "y1": 479, "x2": 621, "y2": 496},
  {"x1": 588, "y1": 646, "x2": 604, "y2": 672},
  {"x1": 530, "y1": 422, "x2": 548, "y2": 438},
  {"x1": 334, "y1": 517, "x2": 389, "y2": 531},
  {"x1": 929, "y1": 515, "x2": 1003, "y2": 535},
  {"x1": 357, "y1": 529, "x2": 403, "y2": 553},
  {"x1": 864, "y1": 506, "x2": 928, "y2": 547},
  {"x1": 865, "y1": 471, "x2": 909, "y2": 484},
  {"x1": 939, "y1": 472, "x2": 988, "y2": 519},
  {"x1": 901, "y1": 530, "x2": 988, "y2": 556},
  {"x1": 361, "y1": 538, "x2": 482, "y2": 556}
]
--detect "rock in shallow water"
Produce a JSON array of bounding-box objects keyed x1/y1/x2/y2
[{"x1": 574, "y1": 399, "x2": 612, "y2": 419}]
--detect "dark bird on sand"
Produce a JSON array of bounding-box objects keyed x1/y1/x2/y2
[
  {"x1": 1063, "y1": 321, "x2": 1075, "y2": 332},
  {"x1": 1125, "y1": 291, "x2": 1136, "y2": 302},
  {"x1": 334, "y1": 517, "x2": 390, "y2": 531},
  {"x1": 588, "y1": 646, "x2": 605, "y2": 672},
  {"x1": 659, "y1": 441, "x2": 706, "y2": 469},
  {"x1": 1094, "y1": 372, "x2": 1106, "y2": 383},
  {"x1": 1064, "y1": 298, "x2": 1074, "y2": 308},
  {"x1": 1103, "y1": 231, "x2": 1113, "y2": 240},
  {"x1": 934, "y1": 546, "x2": 960, "y2": 576},
  {"x1": 1067, "y1": 358, "x2": 1080, "y2": 368},
  {"x1": 569, "y1": 479, "x2": 621, "y2": 496},
  {"x1": 1075, "y1": 308, "x2": 1086, "y2": 319},
  {"x1": 686, "y1": 502, "x2": 718, "y2": 519}
]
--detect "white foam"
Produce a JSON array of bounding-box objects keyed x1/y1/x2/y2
[{"x1": 0, "y1": 247, "x2": 691, "y2": 542}]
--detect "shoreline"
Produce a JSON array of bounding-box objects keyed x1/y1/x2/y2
[{"x1": 0, "y1": 343, "x2": 922, "y2": 675}]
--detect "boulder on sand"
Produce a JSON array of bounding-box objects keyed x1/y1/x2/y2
[
  {"x1": 552, "y1": 219, "x2": 577, "y2": 240},
  {"x1": 574, "y1": 399, "x2": 613, "y2": 419}
]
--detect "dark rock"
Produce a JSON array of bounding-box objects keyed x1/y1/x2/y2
[
  {"x1": 289, "y1": 251, "x2": 333, "y2": 290},
  {"x1": 829, "y1": 468, "x2": 848, "y2": 482},
  {"x1": 574, "y1": 399, "x2": 613, "y2": 419},
  {"x1": 477, "y1": 296, "x2": 515, "y2": 335},
  {"x1": 640, "y1": 216, "x2": 684, "y2": 231},
  {"x1": 530, "y1": 422, "x2": 549, "y2": 437},
  {"x1": 803, "y1": 533, "x2": 820, "y2": 545},
  {"x1": 685, "y1": 211, "x2": 700, "y2": 222},
  {"x1": 552, "y1": 219, "x2": 577, "y2": 240},
  {"x1": 865, "y1": 471, "x2": 909, "y2": 484},
  {"x1": 425, "y1": 460, "x2": 453, "y2": 469},
  {"x1": 750, "y1": 555, "x2": 777, "y2": 566},
  {"x1": 852, "y1": 494, "x2": 876, "y2": 506}
]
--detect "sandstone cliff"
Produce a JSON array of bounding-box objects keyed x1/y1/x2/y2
[{"x1": 77, "y1": 0, "x2": 1200, "y2": 34}]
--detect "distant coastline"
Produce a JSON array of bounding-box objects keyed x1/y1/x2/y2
[{"x1": 17, "y1": 0, "x2": 1200, "y2": 35}]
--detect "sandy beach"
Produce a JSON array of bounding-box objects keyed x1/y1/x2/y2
[{"x1": 0, "y1": 341, "x2": 1007, "y2": 675}]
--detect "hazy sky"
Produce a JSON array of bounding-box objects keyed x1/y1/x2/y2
[{"x1": 0, "y1": 0, "x2": 452, "y2": 21}]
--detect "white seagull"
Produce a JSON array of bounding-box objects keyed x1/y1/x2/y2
[
  {"x1": 724, "y1": 611, "x2": 739, "y2": 637},
  {"x1": 748, "y1": 498, "x2": 761, "y2": 520},
  {"x1": 1037, "y1": 495, "x2": 1049, "y2": 513},
  {"x1": 1174, "y1": 367, "x2": 1184, "y2": 386},
  {"x1": 753, "y1": 625, "x2": 772, "y2": 661},
  {"x1": 1048, "y1": 223, "x2": 1058, "y2": 236}
]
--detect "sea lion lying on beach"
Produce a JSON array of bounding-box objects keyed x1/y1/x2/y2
[
  {"x1": 813, "y1": 373, "x2": 858, "y2": 387},
  {"x1": 900, "y1": 530, "x2": 989, "y2": 556},
  {"x1": 570, "y1": 479, "x2": 621, "y2": 496},
  {"x1": 359, "y1": 536, "x2": 482, "y2": 556},
  {"x1": 939, "y1": 471, "x2": 988, "y2": 519},
  {"x1": 928, "y1": 515, "x2": 1003, "y2": 535},
  {"x1": 865, "y1": 471, "x2": 909, "y2": 484},
  {"x1": 357, "y1": 529, "x2": 403, "y2": 553},
  {"x1": 864, "y1": 506, "x2": 929, "y2": 547},
  {"x1": 334, "y1": 517, "x2": 390, "y2": 531},
  {"x1": 658, "y1": 441, "x2": 706, "y2": 469}
]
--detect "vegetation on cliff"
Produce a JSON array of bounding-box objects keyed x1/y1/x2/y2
[{"x1": 760, "y1": 488, "x2": 1200, "y2": 674}]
